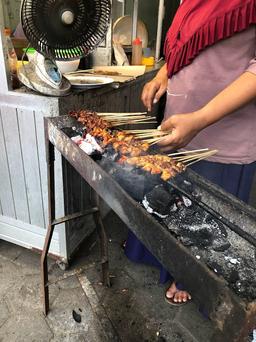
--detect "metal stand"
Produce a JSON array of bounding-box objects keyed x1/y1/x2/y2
[
  {"x1": 41, "y1": 132, "x2": 110, "y2": 315},
  {"x1": 42, "y1": 116, "x2": 256, "y2": 341}
]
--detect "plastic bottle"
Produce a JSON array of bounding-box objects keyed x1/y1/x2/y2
[
  {"x1": 131, "y1": 37, "x2": 142, "y2": 65},
  {"x1": 4, "y1": 28, "x2": 19, "y2": 89},
  {"x1": 142, "y1": 48, "x2": 155, "y2": 67}
]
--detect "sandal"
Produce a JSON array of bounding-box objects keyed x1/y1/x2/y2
[
  {"x1": 165, "y1": 294, "x2": 188, "y2": 306},
  {"x1": 165, "y1": 282, "x2": 191, "y2": 306}
]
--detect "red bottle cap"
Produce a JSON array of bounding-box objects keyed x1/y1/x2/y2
[{"x1": 133, "y1": 37, "x2": 142, "y2": 45}]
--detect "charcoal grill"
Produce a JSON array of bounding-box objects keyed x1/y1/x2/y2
[{"x1": 42, "y1": 115, "x2": 256, "y2": 341}]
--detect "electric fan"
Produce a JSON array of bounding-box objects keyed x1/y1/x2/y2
[{"x1": 18, "y1": 0, "x2": 111, "y2": 96}]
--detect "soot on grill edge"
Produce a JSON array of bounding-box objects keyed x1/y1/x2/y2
[{"x1": 62, "y1": 125, "x2": 256, "y2": 301}]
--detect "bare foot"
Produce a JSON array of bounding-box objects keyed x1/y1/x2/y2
[{"x1": 166, "y1": 282, "x2": 191, "y2": 303}]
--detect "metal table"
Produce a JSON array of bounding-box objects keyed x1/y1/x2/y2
[{"x1": 42, "y1": 115, "x2": 256, "y2": 341}]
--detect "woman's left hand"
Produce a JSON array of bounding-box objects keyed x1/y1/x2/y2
[{"x1": 158, "y1": 111, "x2": 207, "y2": 152}]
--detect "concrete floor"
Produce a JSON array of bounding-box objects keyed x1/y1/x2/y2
[{"x1": 0, "y1": 211, "x2": 226, "y2": 342}]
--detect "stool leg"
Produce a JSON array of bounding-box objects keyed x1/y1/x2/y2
[{"x1": 91, "y1": 190, "x2": 111, "y2": 287}]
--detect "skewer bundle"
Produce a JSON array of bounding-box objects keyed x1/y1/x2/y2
[
  {"x1": 69, "y1": 110, "x2": 151, "y2": 157},
  {"x1": 69, "y1": 109, "x2": 218, "y2": 177},
  {"x1": 120, "y1": 148, "x2": 217, "y2": 181},
  {"x1": 97, "y1": 112, "x2": 156, "y2": 126},
  {"x1": 169, "y1": 149, "x2": 218, "y2": 166},
  {"x1": 124, "y1": 128, "x2": 171, "y2": 144},
  {"x1": 70, "y1": 109, "x2": 156, "y2": 128}
]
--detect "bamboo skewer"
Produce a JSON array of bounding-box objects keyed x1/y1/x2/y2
[
  {"x1": 111, "y1": 120, "x2": 157, "y2": 127},
  {"x1": 124, "y1": 129, "x2": 158, "y2": 133},
  {"x1": 173, "y1": 149, "x2": 217, "y2": 161},
  {"x1": 98, "y1": 112, "x2": 147, "y2": 116},
  {"x1": 110, "y1": 118, "x2": 157, "y2": 123},
  {"x1": 141, "y1": 136, "x2": 168, "y2": 145},
  {"x1": 186, "y1": 152, "x2": 216, "y2": 166},
  {"x1": 124, "y1": 128, "x2": 172, "y2": 142},
  {"x1": 134, "y1": 132, "x2": 169, "y2": 139},
  {"x1": 168, "y1": 148, "x2": 209, "y2": 157},
  {"x1": 96, "y1": 112, "x2": 157, "y2": 127},
  {"x1": 181, "y1": 150, "x2": 218, "y2": 166}
]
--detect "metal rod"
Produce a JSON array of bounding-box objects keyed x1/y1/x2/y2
[
  {"x1": 52, "y1": 207, "x2": 99, "y2": 226},
  {"x1": 155, "y1": 0, "x2": 165, "y2": 62},
  {"x1": 132, "y1": 0, "x2": 139, "y2": 41},
  {"x1": 41, "y1": 131, "x2": 56, "y2": 316}
]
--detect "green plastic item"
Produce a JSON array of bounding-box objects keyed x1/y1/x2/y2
[{"x1": 22, "y1": 47, "x2": 36, "y2": 54}]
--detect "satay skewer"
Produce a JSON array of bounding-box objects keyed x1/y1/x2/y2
[
  {"x1": 186, "y1": 152, "x2": 216, "y2": 166},
  {"x1": 173, "y1": 150, "x2": 218, "y2": 162},
  {"x1": 182, "y1": 150, "x2": 218, "y2": 165},
  {"x1": 111, "y1": 118, "x2": 157, "y2": 126},
  {"x1": 168, "y1": 148, "x2": 209, "y2": 157},
  {"x1": 98, "y1": 112, "x2": 148, "y2": 116}
]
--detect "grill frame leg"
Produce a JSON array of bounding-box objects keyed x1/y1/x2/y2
[
  {"x1": 41, "y1": 127, "x2": 110, "y2": 315},
  {"x1": 41, "y1": 137, "x2": 56, "y2": 316}
]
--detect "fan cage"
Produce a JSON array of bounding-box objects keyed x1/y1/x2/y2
[{"x1": 21, "y1": 0, "x2": 111, "y2": 60}]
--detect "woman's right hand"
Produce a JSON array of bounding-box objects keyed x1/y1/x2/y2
[{"x1": 141, "y1": 64, "x2": 168, "y2": 112}]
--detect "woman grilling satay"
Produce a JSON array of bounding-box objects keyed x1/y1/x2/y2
[{"x1": 125, "y1": 0, "x2": 256, "y2": 306}]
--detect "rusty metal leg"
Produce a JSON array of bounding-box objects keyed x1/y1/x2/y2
[
  {"x1": 41, "y1": 223, "x2": 56, "y2": 315},
  {"x1": 91, "y1": 189, "x2": 111, "y2": 287},
  {"x1": 41, "y1": 133, "x2": 56, "y2": 316}
]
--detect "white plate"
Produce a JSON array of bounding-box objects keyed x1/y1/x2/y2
[
  {"x1": 65, "y1": 75, "x2": 114, "y2": 89},
  {"x1": 113, "y1": 15, "x2": 149, "y2": 48}
]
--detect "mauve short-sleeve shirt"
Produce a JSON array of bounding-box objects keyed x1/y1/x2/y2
[{"x1": 164, "y1": 26, "x2": 256, "y2": 164}]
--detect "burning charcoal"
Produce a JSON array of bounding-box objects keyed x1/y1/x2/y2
[
  {"x1": 228, "y1": 269, "x2": 240, "y2": 284},
  {"x1": 102, "y1": 145, "x2": 119, "y2": 161},
  {"x1": 62, "y1": 127, "x2": 86, "y2": 138},
  {"x1": 207, "y1": 261, "x2": 223, "y2": 275},
  {"x1": 181, "y1": 224, "x2": 214, "y2": 247},
  {"x1": 72, "y1": 310, "x2": 82, "y2": 323},
  {"x1": 204, "y1": 215, "x2": 228, "y2": 238},
  {"x1": 179, "y1": 236, "x2": 194, "y2": 246},
  {"x1": 110, "y1": 165, "x2": 161, "y2": 201},
  {"x1": 212, "y1": 238, "x2": 231, "y2": 252},
  {"x1": 142, "y1": 185, "x2": 176, "y2": 218}
]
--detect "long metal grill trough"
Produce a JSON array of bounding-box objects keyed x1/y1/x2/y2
[{"x1": 43, "y1": 115, "x2": 256, "y2": 342}]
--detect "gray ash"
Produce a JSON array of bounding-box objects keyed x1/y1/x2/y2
[
  {"x1": 164, "y1": 201, "x2": 230, "y2": 251},
  {"x1": 142, "y1": 185, "x2": 230, "y2": 252},
  {"x1": 198, "y1": 245, "x2": 256, "y2": 301},
  {"x1": 140, "y1": 182, "x2": 256, "y2": 300}
]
